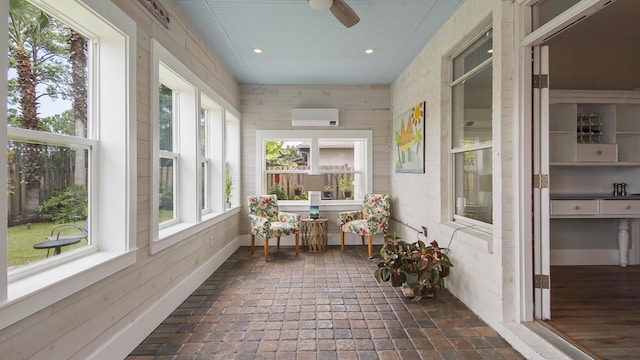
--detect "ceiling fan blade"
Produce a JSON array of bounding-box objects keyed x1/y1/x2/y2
[{"x1": 330, "y1": 0, "x2": 360, "y2": 28}]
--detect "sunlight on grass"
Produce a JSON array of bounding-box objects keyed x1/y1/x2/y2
[{"x1": 8, "y1": 221, "x2": 88, "y2": 268}]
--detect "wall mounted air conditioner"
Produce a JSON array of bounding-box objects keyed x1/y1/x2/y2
[{"x1": 292, "y1": 108, "x2": 339, "y2": 127}]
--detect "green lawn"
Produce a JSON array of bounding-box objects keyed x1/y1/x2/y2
[
  {"x1": 8, "y1": 221, "x2": 88, "y2": 267},
  {"x1": 9, "y1": 210, "x2": 172, "y2": 268}
]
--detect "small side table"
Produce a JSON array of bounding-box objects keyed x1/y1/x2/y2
[{"x1": 301, "y1": 218, "x2": 328, "y2": 252}]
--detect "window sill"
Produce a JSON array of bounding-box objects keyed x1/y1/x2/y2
[
  {"x1": 1, "y1": 249, "x2": 136, "y2": 330},
  {"x1": 440, "y1": 221, "x2": 493, "y2": 254},
  {"x1": 152, "y1": 206, "x2": 241, "y2": 254}
]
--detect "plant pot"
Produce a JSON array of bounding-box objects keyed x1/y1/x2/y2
[
  {"x1": 322, "y1": 191, "x2": 331, "y2": 198},
  {"x1": 294, "y1": 190, "x2": 302, "y2": 196},
  {"x1": 401, "y1": 283, "x2": 415, "y2": 297},
  {"x1": 344, "y1": 191, "x2": 352, "y2": 198}
]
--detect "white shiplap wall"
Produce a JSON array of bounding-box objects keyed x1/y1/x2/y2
[{"x1": 0, "y1": 0, "x2": 243, "y2": 358}]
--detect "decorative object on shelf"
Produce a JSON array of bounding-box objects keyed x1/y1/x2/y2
[
  {"x1": 293, "y1": 184, "x2": 304, "y2": 196},
  {"x1": 393, "y1": 101, "x2": 425, "y2": 173},
  {"x1": 308, "y1": 191, "x2": 321, "y2": 219},
  {"x1": 138, "y1": 0, "x2": 170, "y2": 28},
  {"x1": 371, "y1": 232, "x2": 453, "y2": 301}
]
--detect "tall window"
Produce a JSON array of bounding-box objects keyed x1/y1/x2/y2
[
  {"x1": 450, "y1": 27, "x2": 493, "y2": 225},
  {"x1": 151, "y1": 40, "x2": 240, "y2": 254},
  {"x1": 257, "y1": 130, "x2": 372, "y2": 202},
  {"x1": 2, "y1": 0, "x2": 135, "y2": 326}
]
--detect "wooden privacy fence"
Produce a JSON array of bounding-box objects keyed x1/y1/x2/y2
[{"x1": 7, "y1": 162, "x2": 75, "y2": 225}]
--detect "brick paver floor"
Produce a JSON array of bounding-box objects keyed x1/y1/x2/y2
[{"x1": 127, "y1": 245, "x2": 525, "y2": 359}]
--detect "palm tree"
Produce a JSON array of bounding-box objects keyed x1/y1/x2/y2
[
  {"x1": 8, "y1": 0, "x2": 71, "y2": 212},
  {"x1": 69, "y1": 30, "x2": 88, "y2": 185},
  {"x1": 8, "y1": 0, "x2": 52, "y2": 210}
]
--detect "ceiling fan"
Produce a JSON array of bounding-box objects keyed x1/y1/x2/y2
[{"x1": 308, "y1": 0, "x2": 360, "y2": 28}]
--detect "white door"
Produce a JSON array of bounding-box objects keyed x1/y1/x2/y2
[{"x1": 533, "y1": 45, "x2": 551, "y2": 320}]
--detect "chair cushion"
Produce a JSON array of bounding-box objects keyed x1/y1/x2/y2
[
  {"x1": 268, "y1": 221, "x2": 298, "y2": 237},
  {"x1": 341, "y1": 219, "x2": 370, "y2": 236}
]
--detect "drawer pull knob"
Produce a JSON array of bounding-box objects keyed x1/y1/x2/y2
[
  {"x1": 596, "y1": 150, "x2": 602, "y2": 155},
  {"x1": 626, "y1": 205, "x2": 631, "y2": 210},
  {"x1": 574, "y1": 205, "x2": 580, "y2": 210}
]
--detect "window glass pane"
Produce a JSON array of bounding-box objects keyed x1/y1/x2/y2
[
  {"x1": 318, "y1": 139, "x2": 364, "y2": 171},
  {"x1": 454, "y1": 149, "x2": 493, "y2": 224},
  {"x1": 8, "y1": 10, "x2": 89, "y2": 137},
  {"x1": 199, "y1": 108, "x2": 206, "y2": 157},
  {"x1": 7, "y1": 141, "x2": 89, "y2": 269},
  {"x1": 453, "y1": 29, "x2": 492, "y2": 80},
  {"x1": 532, "y1": 0, "x2": 581, "y2": 30},
  {"x1": 159, "y1": 84, "x2": 173, "y2": 152},
  {"x1": 159, "y1": 157, "x2": 175, "y2": 222},
  {"x1": 201, "y1": 161, "x2": 208, "y2": 211},
  {"x1": 452, "y1": 64, "x2": 493, "y2": 148},
  {"x1": 265, "y1": 140, "x2": 308, "y2": 171}
]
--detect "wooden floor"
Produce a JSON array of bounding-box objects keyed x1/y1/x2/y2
[{"x1": 545, "y1": 265, "x2": 640, "y2": 360}]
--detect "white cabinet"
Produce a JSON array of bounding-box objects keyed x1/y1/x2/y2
[
  {"x1": 549, "y1": 90, "x2": 640, "y2": 165},
  {"x1": 549, "y1": 90, "x2": 640, "y2": 267}
]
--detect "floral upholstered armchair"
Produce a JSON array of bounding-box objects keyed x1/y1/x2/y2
[
  {"x1": 248, "y1": 195, "x2": 300, "y2": 262},
  {"x1": 338, "y1": 193, "x2": 391, "y2": 257}
]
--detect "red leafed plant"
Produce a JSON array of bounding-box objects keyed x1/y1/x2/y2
[{"x1": 371, "y1": 233, "x2": 453, "y2": 301}]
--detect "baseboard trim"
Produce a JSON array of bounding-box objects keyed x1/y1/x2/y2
[{"x1": 88, "y1": 236, "x2": 240, "y2": 360}]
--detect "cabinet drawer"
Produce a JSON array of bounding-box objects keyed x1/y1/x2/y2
[
  {"x1": 551, "y1": 200, "x2": 598, "y2": 215},
  {"x1": 602, "y1": 200, "x2": 640, "y2": 215},
  {"x1": 576, "y1": 143, "x2": 617, "y2": 162}
]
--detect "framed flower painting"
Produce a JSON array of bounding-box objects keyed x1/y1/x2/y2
[{"x1": 393, "y1": 101, "x2": 425, "y2": 173}]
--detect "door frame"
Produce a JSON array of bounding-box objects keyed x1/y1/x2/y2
[{"x1": 517, "y1": 0, "x2": 618, "y2": 322}]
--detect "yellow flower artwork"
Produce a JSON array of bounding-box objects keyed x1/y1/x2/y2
[{"x1": 394, "y1": 101, "x2": 425, "y2": 173}]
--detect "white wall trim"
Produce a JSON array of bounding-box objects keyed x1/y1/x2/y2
[{"x1": 87, "y1": 236, "x2": 241, "y2": 360}]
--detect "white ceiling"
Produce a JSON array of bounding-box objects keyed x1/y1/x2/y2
[{"x1": 174, "y1": 0, "x2": 464, "y2": 85}]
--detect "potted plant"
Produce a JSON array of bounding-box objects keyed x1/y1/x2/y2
[
  {"x1": 370, "y1": 233, "x2": 453, "y2": 301},
  {"x1": 339, "y1": 176, "x2": 353, "y2": 199},
  {"x1": 268, "y1": 185, "x2": 288, "y2": 200},
  {"x1": 225, "y1": 168, "x2": 235, "y2": 209},
  {"x1": 322, "y1": 185, "x2": 333, "y2": 198},
  {"x1": 293, "y1": 183, "x2": 304, "y2": 196}
]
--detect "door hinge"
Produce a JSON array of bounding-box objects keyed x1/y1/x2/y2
[
  {"x1": 534, "y1": 274, "x2": 550, "y2": 289},
  {"x1": 533, "y1": 174, "x2": 549, "y2": 189},
  {"x1": 533, "y1": 74, "x2": 549, "y2": 89}
]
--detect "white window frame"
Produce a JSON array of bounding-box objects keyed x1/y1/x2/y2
[
  {"x1": 256, "y1": 130, "x2": 372, "y2": 211},
  {"x1": 0, "y1": 0, "x2": 136, "y2": 329},
  {"x1": 449, "y1": 25, "x2": 494, "y2": 229},
  {"x1": 150, "y1": 40, "x2": 241, "y2": 254}
]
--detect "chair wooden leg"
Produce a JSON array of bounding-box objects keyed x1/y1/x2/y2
[
  {"x1": 250, "y1": 234, "x2": 255, "y2": 255},
  {"x1": 361, "y1": 235, "x2": 365, "y2": 246},
  {"x1": 295, "y1": 233, "x2": 299, "y2": 256},
  {"x1": 264, "y1": 238, "x2": 269, "y2": 262},
  {"x1": 340, "y1": 231, "x2": 345, "y2": 251},
  {"x1": 368, "y1": 235, "x2": 373, "y2": 257},
  {"x1": 277, "y1": 237, "x2": 280, "y2": 249}
]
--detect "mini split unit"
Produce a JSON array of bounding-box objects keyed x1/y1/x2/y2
[{"x1": 291, "y1": 108, "x2": 339, "y2": 127}]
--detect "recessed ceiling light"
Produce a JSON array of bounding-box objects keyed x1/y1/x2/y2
[
  {"x1": 365, "y1": 49, "x2": 374, "y2": 54},
  {"x1": 253, "y1": 48, "x2": 263, "y2": 54}
]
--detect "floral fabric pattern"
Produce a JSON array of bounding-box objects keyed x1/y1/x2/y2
[
  {"x1": 338, "y1": 194, "x2": 390, "y2": 236},
  {"x1": 248, "y1": 195, "x2": 299, "y2": 239}
]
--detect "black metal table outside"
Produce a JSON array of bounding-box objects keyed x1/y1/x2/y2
[{"x1": 33, "y1": 238, "x2": 82, "y2": 257}]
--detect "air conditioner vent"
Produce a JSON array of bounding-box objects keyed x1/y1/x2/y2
[{"x1": 292, "y1": 108, "x2": 339, "y2": 127}]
